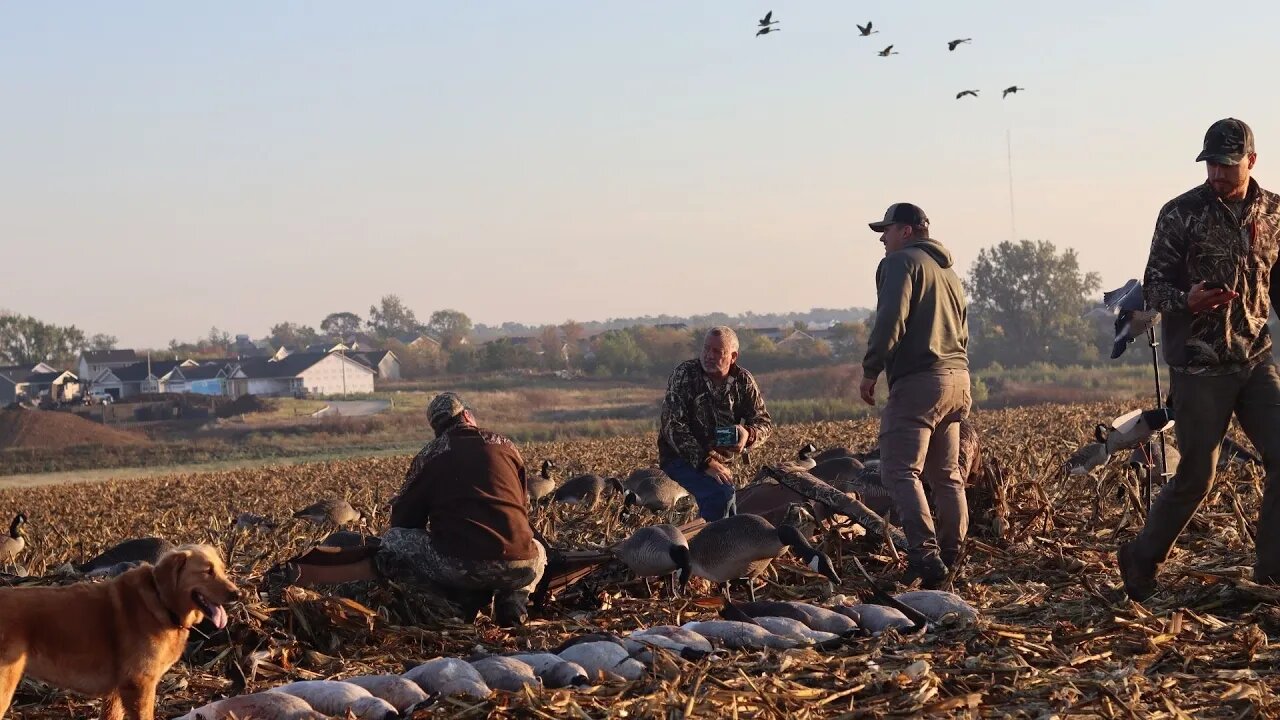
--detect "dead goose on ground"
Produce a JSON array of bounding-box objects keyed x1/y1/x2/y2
[
  {"x1": 469, "y1": 656, "x2": 542, "y2": 692},
  {"x1": 403, "y1": 657, "x2": 492, "y2": 699},
  {"x1": 732, "y1": 600, "x2": 859, "y2": 636},
  {"x1": 342, "y1": 675, "x2": 429, "y2": 713},
  {"x1": 504, "y1": 653, "x2": 591, "y2": 688},
  {"x1": 175, "y1": 692, "x2": 326, "y2": 720},
  {"x1": 893, "y1": 589, "x2": 980, "y2": 625},
  {"x1": 269, "y1": 680, "x2": 398, "y2": 720},
  {"x1": 832, "y1": 602, "x2": 913, "y2": 633},
  {"x1": 680, "y1": 514, "x2": 840, "y2": 601},
  {"x1": 556, "y1": 641, "x2": 647, "y2": 682},
  {"x1": 747, "y1": 615, "x2": 840, "y2": 646},
  {"x1": 627, "y1": 626, "x2": 714, "y2": 659},
  {"x1": 679, "y1": 620, "x2": 800, "y2": 650},
  {"x1": 233, "y1": 511, "x2": 279, "y2": 532}
]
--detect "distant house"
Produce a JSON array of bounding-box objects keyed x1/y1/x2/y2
[
  {"x1": 344, "y1": 333, "x2": 383, "y2": 352},
  {"x1": 305, "y1": 341, "x2": 349, "y2": 354},
  {"x1": 393, "y1": 332, "x2": 442, "y2": 350},
  {"x1": 231, "y1": 334, "x2": 269, "y2": 358},
  {"x1": 93, "y1": 359, "x2": 186, "y2": 399},
  {"x1": 744, "y1": 327, "x2": 789, "y2": 343},
  {"x1": 78, "y1": 349, "x2": 138, "y2": 381},
  {"x1": 228, "y1": 352, "x2": 375, "y2": 398},
  {"x1": 0, "y1": 363, "x2": 78, "y2": 405},
  {"x1": 348, "y1": 350, "x2": 401, "y2": 381},
  {"x1": 158, "y1": 362, "x2": 235, "y2": 396}
]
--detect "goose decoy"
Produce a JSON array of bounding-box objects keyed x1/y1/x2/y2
[
  {"x1": 342, "y1": 675, "x2": 429, "y2": 713},
  {"x1": 233, "y1": 512, "x2": 279, "y2": 532},
  {"x1": 832, "y1": 602, "x2": 913, "y2": 633},
  {"x1": 1102, "y1": 279, "x2": 1159, "y2": 358},
  {"x1": 955, "y1": 90, "x2": 980, "y2": 99},
  {"x1": 757, "y1": 10, "x2": 778, "y2": 26},
  {"x1": 610, "y1": 524, "x2": 691, "y2": 595},
  {"x1": 680, "y1": 620, "x2": 799, "y2": 650},
  {"x1": 85, "y1": 561, "x2": 143, "y2": 579},
  {"x1": 528, "y1": 459, "x2": 557, "y2": 502},
  {"x1": 292, "y1": 498, "x2": 361, "y2": 526},
  {"x1": 175, "y1": 691, "x2": 327, "y2": 720},
  {"x1": 551, "y1": 474, "x2": 620, "y2": 507},
  {"x1": 76, "y1": 537, "x2": 174, "y2": 574},
  {"x1": 1101, "y1": 408, "x2": 1175, "y2": 454},
  {"x1": 1220, "y1": 436, "x2": 1262, "y2": 469},
  {"x1": 1128, "y1": 440, "x2": 1180, "y2": 477},
  {"x1": 0, "y1": 513, "x2": 27, "y2": 563},
  {"x1": 403, "y1": 657, "x2": 492, "y2": 699},
  {"x1": 893, "y1": 590, "x2": 980, "y2": 625},
  {"x1": 556, "y1": 641, "x2": 646, "y2": 682},
  {"x1": 620, "y1": 468, "x2": 690, "y2": 514},
  {"x1": 733, "y1": 600, "x2": 859, "y2": 636},
  {"x1": 856, "y1": 21, "x2": 878, "y2": 36},
  {"x1": 758, "y1": 464, "x2": 903, "y2": 547},
  {"x1": 878, "y1": 45, "x2": 898, "y2": 57},
  {"x1": 812, "y1": 446, "x2": 857, "y2": 464},
  {"x1": 504, "y1": 653, "x2": 591, "y2": 688},
  {"x1": 794, "y1": 442, "x2": 819, "y2": 470},
  {"x1": 679, "y1": 514, "x2": 840, "y2": 601},
  {"x1": 755, "y1": 26, "x2": 781, "y2": 37},
  {"x1": 269, "y1": 681, "x2": 398, "y2": 720},
  {"x1": 1002, "y1": 85, "x2": 1025, "y2": 98},
  {"x1": 469, "y1": 656, "x2": 542, "y2": 693},
  {"x1": 1065, "y1": 441, "x2": 1109, "y2": 476},
  {"x1": 947, "y1": 38, "x2": 972, "y2": 51}
]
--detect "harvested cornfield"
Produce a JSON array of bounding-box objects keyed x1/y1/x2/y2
[{"x1": 1, "y1": 401, "x2": 1277, "y2": 718}]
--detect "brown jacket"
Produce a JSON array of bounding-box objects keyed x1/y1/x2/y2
[{"x1": 390, "y1": 424, "x2": 537, "y2": 561}]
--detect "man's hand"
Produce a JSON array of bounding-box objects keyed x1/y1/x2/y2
[
  {"x1": 1188, "y1": 281, "x2": 1238, "y2": 314},
  {"x1": 705, "y1": 457, "x2": 734, "y2": 486},
  {"x1": 714, "y1": 425, "x2": 750, "y2": 454},
  {"x1": 859, "y1": 376, "x2": 878, "y2": 406}
]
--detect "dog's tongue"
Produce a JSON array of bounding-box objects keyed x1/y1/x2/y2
[{"x1": 210, "y1": 604, "x2": 228, "y2": 629}]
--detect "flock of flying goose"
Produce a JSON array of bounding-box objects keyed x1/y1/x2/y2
[{"x1": 753, "y1": 11, "x2": 1025, "y2": 101}]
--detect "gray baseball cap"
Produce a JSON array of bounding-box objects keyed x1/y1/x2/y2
[
  {"x1": 1196, "y1": 118, "x2": 1255, "y2": 165},
  {"x1": 869, "y1": 203, "x2": 930, "y2": 232}
]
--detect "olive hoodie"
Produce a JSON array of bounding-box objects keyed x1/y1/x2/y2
[{"x1": 862, "y1": 238, "x2": 969, "y2": 386}]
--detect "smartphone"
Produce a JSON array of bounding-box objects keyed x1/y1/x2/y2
[
  {"x1": 1204, "y1": 281, "x2": 1228, "y2": 291},
  {"x1": 714, "y1": 426, "x2": 738, "y2": 446}
]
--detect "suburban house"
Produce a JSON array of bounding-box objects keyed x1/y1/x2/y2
[
  {"x1": 92, "y1": 359, "x2": 190, "y2": 400},
  {"x1": 157, "y1": 362, "x2": 236, "y2": 396},
  {"x1": 343, "y1": 333, "x2": 383, "y2": 352},
  {"x1": 349, "y1": 350, "x2": 401, "y2": 381},
  {"x1": 393, "y1": 332, "x2": 443, "y2": 350},
  {"x1": 228, "y1": 352, "x2": 375, "y2": 398},
  {"x1": 0, "y1": 363, "x2": 80, "y2": 405},
  {"x1": 77, "y1": 349, "x2": 138, "y2": 381}
]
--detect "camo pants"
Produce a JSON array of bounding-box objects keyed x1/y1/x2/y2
[{"x1": 375, "y1": 527, "x2": 546, "y2": 597}]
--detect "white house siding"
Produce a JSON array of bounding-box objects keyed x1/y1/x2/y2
[
  {"x1": 246, "y1": 378, "x2": 297, "y2": 396},
  {"x1": 297, "y1": 354, "x2": 374, "y2": 396},
  {"x1": 378, "y1": 355, "x2": 401, "y2": 381}
]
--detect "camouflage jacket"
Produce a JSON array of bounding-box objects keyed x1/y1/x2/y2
[
  {"x1": 1145, "y1": 179, "x2": 1280, "y2": 374},
  {"x1": 658, "y1": 359, "x2": 772, "y2": 469}
]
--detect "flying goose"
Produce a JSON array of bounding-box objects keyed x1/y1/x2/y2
[
  {"x1": 956, "y1": 90, "x2": 980, "y2": 99},
  {"x1": 679, "y1": 514, "x2": 840, "y2": 600},
  {"x1": 857, "y1": 21, "x2": 878, "y2": 36},
  {"x1": 878, "y1": 45, "x2": 899, "y2": 56},
  {"x1": 469, "y1": 656, "x2": 542, "y2": 693},
  {"x1": 342, "y1": 675, "x2": 429, "y2": 713},
  {"x1": 0, "y1": 513, "x2": 27, "y2": 563},
  {"x1": 756, "y1": 26, "x2": 781, "y2": 37},
  {"x1": 758, "y1": 10, "x2": 778, "y2": 26},
  {"x1": 292, "y1": 498, "x2": 361, "y2": 526},
  {"x1": 947, "y1": 38, "x2": 972, "y2": 51},
  {"x1": 528, "y1": 459, "x2": 557, "y2": 502},
  {"x1": 1002, "y1": 85, "x2": 1025, "y2": 98},
  {"x1": 268, "y1": 681, "x2": 398, "y2": 720},
  {"x1": 403, "y1": 658, "x2": 492, "y2": 699}
]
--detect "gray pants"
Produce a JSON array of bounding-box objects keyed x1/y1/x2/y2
[
  {"x1": 1130, "y1": 361, "x2": 1280, "y2": 580},
  {"x1": 880, "y1": 369, "x2": 972, "y2": 567},
  {"x1": 376, "y1": 528, "x2": 547, "y2": 602}
]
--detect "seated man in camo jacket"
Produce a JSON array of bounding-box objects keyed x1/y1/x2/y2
[
  {"x1": 658, "y1": 326, "x2": 773, "y2": 521},
  {"x1": 381, "y1": 392, "x2": 546, "y2": 628}
]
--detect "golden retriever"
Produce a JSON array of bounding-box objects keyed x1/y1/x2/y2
[{"x1": 0, "y1": 544, "x2": 239, "y2": 720}]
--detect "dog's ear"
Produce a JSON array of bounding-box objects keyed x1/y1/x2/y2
[{"x1": 154, "y1": 549, "x2": 190, "y2": 600}]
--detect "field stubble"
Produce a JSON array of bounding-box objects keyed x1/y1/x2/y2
[{"x1": 0, "y1": 401, "x2": 1277, "y2": 718}]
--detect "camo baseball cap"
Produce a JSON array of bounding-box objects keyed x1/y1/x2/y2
[
  {"x1": 1196, "y1": 118, "x2": 1255, "y2": 165},
  {"x1": 869, "y1": 203, "x2": 929, "y2": 232},
  {"x1": 427, "y1": 392, "x2": 469, "y2": 432}
]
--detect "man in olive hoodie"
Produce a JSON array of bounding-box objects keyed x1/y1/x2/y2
[{"x1": 860, "y1": 203, "x2": 971, "y2": 589}]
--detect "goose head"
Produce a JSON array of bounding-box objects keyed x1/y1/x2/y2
[
  {"x1": 778, "y1": 524, "x2": 841, "y2": 584},
  {"x1": 606, "y1": 476, "x2": 625, "y2": 494},
  {"x1": 797, "y1": 442, "x2": 818, "y2": 461},
  {"x1": 1094, "y1": 423, "x2": 1110, "y2": 444},
  {"x1": 9, "y1": 513, "x2": 26, "y2": 539},
  {"x1": 669, "y1": 544, "x2": 692, "y2": 583},
  {"x1": 619, "y1": 490, "x2": 639, "y2": 518},
  {"x1": 540, "y1": 459, "x2": 556, "y2": 479}
]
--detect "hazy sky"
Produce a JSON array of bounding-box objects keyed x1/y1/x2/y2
[{"x1": 4, "y1": 1, "x2": 1280, "y2": 348}]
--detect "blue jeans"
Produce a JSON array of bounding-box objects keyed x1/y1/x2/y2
[{"x1": 661, "y1": 458, "x2": 736, "y2": 521}]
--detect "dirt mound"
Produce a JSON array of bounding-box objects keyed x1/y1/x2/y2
[{"x1": 0, "y1": 408, "x2": 152, "y2": 451}]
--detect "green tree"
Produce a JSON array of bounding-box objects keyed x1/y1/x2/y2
[
  {"x1": 593, "y1": 330, "x2": 650, "y2": 376},
  {"x1": 428, "y1": 309, "x2": 473, "y2": 350},
  {"x1": 964, "y1": 240, "x2": 1102, "y2": 367},
  {"x1": 827, "y1": 321, "x2": 868, "y2": 358},
  {"x1": 268, "y1": 322, "x2": 320, "y2": 350},
  {"x1": 320, "y1": 312, "x2": 364, "y2": 338},
  {"x1": 88, "y1": 333, "x2": 118, "y2": 351},
  {"x1": 0, "y1": 313, "x2": 88, "y2": 365},
  {"x1": 367, "y1": 295, "x2": 419, "y2": 339},
  {"x1": 537, "y1": 325, "x2": 564, "y2": 370}
]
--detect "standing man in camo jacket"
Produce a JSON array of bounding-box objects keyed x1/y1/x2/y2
[
  {"x1": 1120, "y1": 118, "x2": 1280, "y2": 601},
  {"x1": 659, "y1": 326, "x2": 773, "y2": 521}
]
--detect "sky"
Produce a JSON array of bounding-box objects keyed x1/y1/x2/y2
[{"x1": 4, "y1": 1, "x2": 1280, "y2": 348}]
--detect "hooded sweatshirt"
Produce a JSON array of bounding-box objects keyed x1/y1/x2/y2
[{"x1": 862, "y1": 238, "x2": 969, "y2": 386}]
